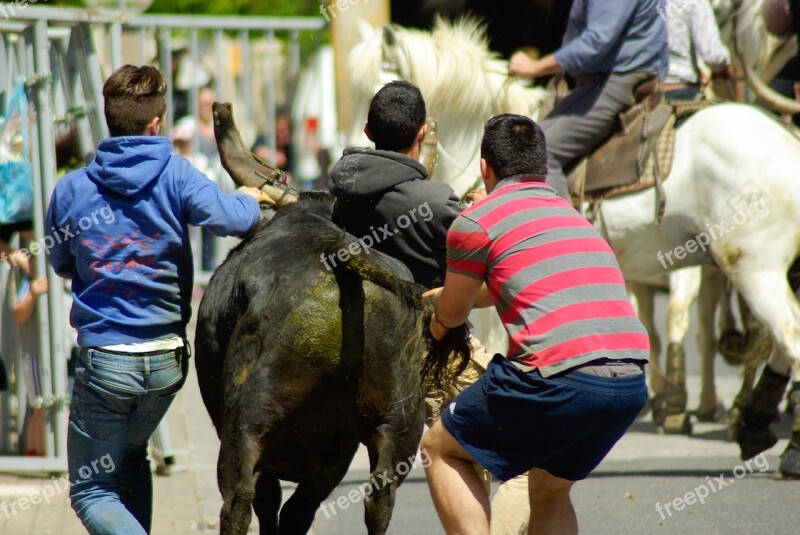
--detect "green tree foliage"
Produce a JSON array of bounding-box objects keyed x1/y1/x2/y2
[
  {"x1": 147, "y1": 0, "x2": 321, "y2": 16},
  {"x1": 47, "y1": 0, "x2": 322, "y2": 16}
]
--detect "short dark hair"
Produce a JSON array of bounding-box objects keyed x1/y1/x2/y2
[
  {"x1": 480, "y1": 114, "x2": 547, "y2": 178},
  {"x1": 367, "y1": 81, "x2": 426, "y2": 152},
  {"x1": 103, "y1": 65, "x2": 167, "y2": 137}
]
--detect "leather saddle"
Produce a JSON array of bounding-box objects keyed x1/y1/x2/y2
[{"x1": 566, "y1": 79, "x2": 713, "y2": 222}]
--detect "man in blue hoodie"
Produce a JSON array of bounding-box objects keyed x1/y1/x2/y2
[{"x1": 46, "y1": 65, "x2": 268, "y2": 534}]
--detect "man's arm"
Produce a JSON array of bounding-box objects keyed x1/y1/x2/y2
[
  {"x1": 691, "y1": 0, "x2": 732, "y2": 75},
  {"x1": 430, "y1": 271, "x2": 484, "y2": 340},
  {"x1": 551, "y1": 0, "x2": 640, "y2": 76},
  {"x1": 178, "y1": 160, "x2": 266, "y2": 237}
]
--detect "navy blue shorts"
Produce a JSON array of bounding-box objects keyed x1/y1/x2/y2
[{"x1": 441, "y1": 354, "x2": 647, "y2": 482}]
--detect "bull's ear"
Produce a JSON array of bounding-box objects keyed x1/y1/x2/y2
[{"x1": 356, "y1": 18, "x2": 375, "y2": 43}]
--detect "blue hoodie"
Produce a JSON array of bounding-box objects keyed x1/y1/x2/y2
[{"x1": 46, "y1": 136, "x2": 260, "y2": 347}]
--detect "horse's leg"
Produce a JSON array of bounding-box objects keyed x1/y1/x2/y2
[
  {"x1": 661, "y1": 267, "x2": 703, "y2": 434},
  {"x1": 726, "y1": 269, "x2": 798, "y2": 461},
  {"x1": 218, "y1": 427, "x2": 260, "y2": 535},
  {"x1": 364, "y1": 421, "x2": 424, "y2": 535},
  {"x1": 696, "y1": 267, "x2": 726, "y2": 422},
  {"x1": 253, "y1": 472, "x2": 281, "y2": 535},
  {"x1": 278, "y1": 441, "x2": 359, "y2": 534},
  {"x1": 628, "y1": 282, "x2": 662, "y2": 419}
]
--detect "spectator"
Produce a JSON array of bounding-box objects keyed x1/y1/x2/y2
[{"x1": 12, "y1": 258, "x2": 48, "y2": 456}]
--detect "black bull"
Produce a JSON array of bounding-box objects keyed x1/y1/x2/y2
[{"x1": 195, "y1": 193, "x2": 469, "y2": 534}]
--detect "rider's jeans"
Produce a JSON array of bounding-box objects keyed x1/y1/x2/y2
[{"x1": 68, "y1": 347, "x2": 184, "y2": 534}]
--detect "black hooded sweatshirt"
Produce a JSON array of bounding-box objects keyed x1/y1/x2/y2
[{"x1": 329, "y1": 148, "x2": 463, "y2": 289}]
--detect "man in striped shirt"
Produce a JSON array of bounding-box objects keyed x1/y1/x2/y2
[{"x1": 421, "y1": 114, "x2": 649, "y2": 535}]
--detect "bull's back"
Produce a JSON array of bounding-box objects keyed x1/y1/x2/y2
[{"x1": 195, "y1": 209, "x2": 424, "y2": 436}]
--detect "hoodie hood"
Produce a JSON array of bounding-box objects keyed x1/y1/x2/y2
[
  {"x1": 86, "y1": 136, "x2": 173, "y2": 196},
  {"x1": 329, "y1": 147, "x2": 428, "y2": 197}
]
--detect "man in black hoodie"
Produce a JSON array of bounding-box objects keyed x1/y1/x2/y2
[{"x1": 329, "y1": 81, "x2": 462, "y2": 290}]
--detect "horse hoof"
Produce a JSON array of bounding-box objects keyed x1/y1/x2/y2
[
  {"x1": 696, "y1": 403, "x2": 727, "y2": 423},
  {"x1": 777, "y1": 444, "x2": 800, "y2": 479},
  {"x1": 719, "y1": 328, "x2": 747, "y2": 366},
  {"x1": 737, "y1": 427, "x2": 778, "y2": 460},
  {"x1": 662, "y1": 413, "x2": 692, "y2": 435}
]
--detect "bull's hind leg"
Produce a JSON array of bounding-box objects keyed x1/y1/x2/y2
[
  {"x1": 363, "y1": 423, "x2": 425, "y2": 535},
  {"x1": 279, "y1": 440, "x2": 360, "y2": 534},
  {"x1": 218, "y1": 430, "x2": 260, "y2": 535},
  {"x1": 253, "y1": 473, "x2": 281, "y2": 535}
]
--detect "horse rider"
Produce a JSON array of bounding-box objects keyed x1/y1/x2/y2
[
  {"x1": 665, "y1": 0, "x2": 733, "y2": 101},
  {"x1": 508, "y1": 0, "x2": 669, "y2": 200}
]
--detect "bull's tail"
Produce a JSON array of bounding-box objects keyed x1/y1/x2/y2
[
  {"x1": 421, "y1": 310, "x2": 472, "y2": 391},
  {"x1": 334, "y1": 252, "x2": 471, "y2": 390}
]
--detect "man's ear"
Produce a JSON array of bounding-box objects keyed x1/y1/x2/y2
[
  {"x1": 480, "y1": 158, "x2": 498, "y2": 192},
  {"x1": 364, "y1": 123, "x2": 374, "y2": 142},
  {"x1": 146, "y1": 116, "x2": 162, "y2": 136},
  {"x1": 417, "y1": 123, "x2": 428, "y2": 144}
]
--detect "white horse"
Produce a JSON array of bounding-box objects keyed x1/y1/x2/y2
[{"x1": 348, "y1": 18, "x2": 800, "y2": 474}]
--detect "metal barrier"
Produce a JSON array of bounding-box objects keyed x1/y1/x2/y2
[{"x1": 0, "y1": 5, "x2": 325, "y2": 473}]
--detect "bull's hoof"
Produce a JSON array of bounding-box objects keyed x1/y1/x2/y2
[
  {"x1": 736, "y1": 427, "x2": 778, "y2": 460},
  {"x1": 777, "y1": 444, "x2": 800, "y2": 479},
  {"x1": 696, "y1": 402, "x2": 727, "y2": 423},
  {"x1": 662, "y1": 412, "x2": 692, "y2": 435}
]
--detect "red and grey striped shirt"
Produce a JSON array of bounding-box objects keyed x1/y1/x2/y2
[{"x1": 447, "y1": 175, "x2": 649, "y2": 376}]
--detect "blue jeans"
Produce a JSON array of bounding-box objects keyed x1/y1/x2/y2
[{"x1": 68, "y1": 346, "x2": 186, "y2": 534}]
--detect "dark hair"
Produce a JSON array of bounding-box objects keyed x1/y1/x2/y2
[
  {"x1": 367, "y1": 80, "x2": 426, "y2": 152},
  {"x1": 103, "y1": 65, "x2": 167, "y2": 137},
  {"x1": 480, "y1": 114, "x2": 547, "y2": 178}
]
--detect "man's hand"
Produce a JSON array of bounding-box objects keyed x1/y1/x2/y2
[
  {"x1": 31, "y1": 277, "x2": 48, "y2": 296},
  {"x1": 10, "y1": 250, "x2": 30, "y2": 274},
  {"x1": 423, "y1": 288, "x2": 448, "y2": 340},
  {"x1": 509, "y1": 52, "x2": 563, "y2": 79},
  {"x1": 466, "y1": 187, "x2": 487, "y2": 204},
  {"x1": 429, "y1": 313, "x2": 450, "y2": 341},
  {"x1": 713, "y1": 64, "x2": 734, "y2": 80},
  {"x1": 509, "y1": 51, "x2": 540, "y2": 78},
  {"x1": 238, "y1": 186, "x2": 275, "y2": 205}
]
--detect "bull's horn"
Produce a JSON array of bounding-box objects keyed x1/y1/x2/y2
[
  {"x1": 741, "y1": 62, "x2": 800, "y2": 116},
  {"x1": 212, "y1": 102, "x2": 285, "y2": 189},
  {"x1": 420, "y1": 117, "x2": 439, "y2": 178}
]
